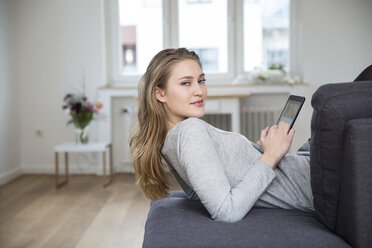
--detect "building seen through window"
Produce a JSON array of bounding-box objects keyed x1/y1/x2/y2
[
  {"x1": 192, "y1": 48, "x2": 219, "y2": 71},
  {"x1": 121, "y1": 25, "x2": 137, "y2": 73},
  {"x1": 119, "y1": 0, "x2": 163, "y2": 75},
  {"x1": 244, "y1": 0, "x2": 289, "y2": 71},
  {"x1": 178, "y1": 0, "x2": 227, "y2": 73}
]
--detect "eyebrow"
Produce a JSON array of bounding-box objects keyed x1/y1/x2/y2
[{"x1": 178, "y1": 73, "x2": 205, "y2": 80}]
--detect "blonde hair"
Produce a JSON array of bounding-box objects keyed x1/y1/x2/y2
[{"x1": 129, "y1": 48, "x2": 202, "y2": 200}]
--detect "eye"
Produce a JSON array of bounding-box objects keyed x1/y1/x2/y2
[
  {"x1": 181, "y1": 81, "x2": 191, "y2": 86},
  {"x1": 198, "y1": 79, "x2": 206, "y2": 84}
]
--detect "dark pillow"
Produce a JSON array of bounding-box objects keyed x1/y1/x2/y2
[
  {"x1": 310, "y1": 81, "x2": 372, "y2": 231},
  {"x1": 354, "y1": 64, "x2": 372, "y2": 81}
]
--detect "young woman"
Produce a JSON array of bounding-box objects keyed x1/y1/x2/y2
[{"x1": 130, "y1": 48, "x2": 313, "y2": 223}]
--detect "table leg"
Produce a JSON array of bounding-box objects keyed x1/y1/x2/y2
[
  {"x1": 55, "y1": 152, "x2": 59, "y2": 187},
  {"x1": 102, "y1": 145, "x2": 113, "y2": 187},
  {"x1": 55, "y1": 152, "x2": 68, "y2": 188},
  {"x1": 109, "y1": 144, "x2": 113, "y2": 181},
  {"x1": 102, "y1": 151, "x2": 107, "y2": 186},
  {"x1": 65, "y1": 152, "x2": 69, "y2": 182}
]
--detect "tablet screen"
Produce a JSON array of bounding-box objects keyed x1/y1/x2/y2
[{"x1": 276, "y1": 95, "x2": 305, "y2": 128}]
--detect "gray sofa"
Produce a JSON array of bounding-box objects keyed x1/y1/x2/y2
[{"x1": 143, "y1": 80, "x2": 372, "y2": 248}]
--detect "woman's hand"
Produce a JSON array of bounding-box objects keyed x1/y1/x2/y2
[
  {"x1": 258, "y1": 122, "x2": 295, "y2": 169},
  {"x1": 256, "y1": 127, "x2": 269, "y2": 147}
]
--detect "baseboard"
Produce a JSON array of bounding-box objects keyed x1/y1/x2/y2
[
  {"x1": 21, "y1": 164, "x2": 134, "y2": 175},
  {"x1": 0, "y1": 164, "x2": 134, "y2": 186},
  {"x1": 0, "y1": 167, "x2": 22, "y2": 186}
]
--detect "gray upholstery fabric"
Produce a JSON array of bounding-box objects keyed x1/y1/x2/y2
[
  {"x1": 336, "y1": 119, "x2": 372, "y2": 248},
  {"x1": 143, "y1": 192, "x2": 350, "y2": 248},
  {"x1": 310, "y1": 81, "x2": 372, "y2": 232}
]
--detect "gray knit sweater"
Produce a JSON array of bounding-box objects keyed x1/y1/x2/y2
[{"x1": 161, "y1": 118, "x2": 314, "y2": 223}]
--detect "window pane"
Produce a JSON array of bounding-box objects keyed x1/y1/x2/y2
[
  {"x1": 244, "y1": 0, "x2": 289, "y2": 71},
  {"x1": 178, "y1": 0, "x2": 228, "y2": 73},
  {"x1": 119, "y1": 0, "x2": 163, "y2": 75}
]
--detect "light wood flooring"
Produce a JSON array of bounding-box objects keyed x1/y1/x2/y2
[{"x1": 0, "y1": 173, "x2": 175, "y2": 248}]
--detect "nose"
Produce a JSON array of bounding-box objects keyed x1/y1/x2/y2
[{"x1": 193, "y1": 81, "x2": 203, "y2": 96}]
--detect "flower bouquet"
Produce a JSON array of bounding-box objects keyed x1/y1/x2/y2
[{"x1": 62, "y1": 93, "x2": 103, "y2": 144}]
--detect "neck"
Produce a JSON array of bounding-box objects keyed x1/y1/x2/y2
[
  {"x1": 166, "y1": 121, "x2": 176, "y2": 132},
  {"x1": 166, "y1": 117, "x2": 187, "y2": 132}
]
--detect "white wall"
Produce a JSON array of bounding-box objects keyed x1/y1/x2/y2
[
  {"x1": 291, "y1": 0, "x2": 372, "y2": 151},
  {"x1": 1, "y1": 0, "x2": 371, "y2": 177},
  {"x1": 0, "y1": 0, "x2": 21, "y2": 185},
  {"x1": 300, "y1": 0, "x2": 372, "y2": 84},
  {"x1": 13, "y1": 0, "x2": 107, "y2": 173}
]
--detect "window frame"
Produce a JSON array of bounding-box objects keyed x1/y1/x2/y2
[{"x1": 107, "y1": 0, "x2": 299, "y2": 86}]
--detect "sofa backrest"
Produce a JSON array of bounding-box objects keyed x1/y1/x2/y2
[{"x1": 310, "y1": 81, "x2": 372, "y2": 234}]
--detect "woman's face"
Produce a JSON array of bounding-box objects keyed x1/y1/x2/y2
[{"x1": 156, "y1": 59, "x2": 207, "y2": 128}]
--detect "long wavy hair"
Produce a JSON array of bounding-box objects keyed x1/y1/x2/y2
[{"x1": 129, "y1": 48, "x2": 202, "y2": 200}]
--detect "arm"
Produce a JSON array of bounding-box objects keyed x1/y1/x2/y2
[{"x1": 177, "y1": 120, "x2": 276, "y2": 223}]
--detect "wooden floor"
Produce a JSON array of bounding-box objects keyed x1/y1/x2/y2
[{"x1": 0, "y1": 173, "x2": 175, "y2": 248}]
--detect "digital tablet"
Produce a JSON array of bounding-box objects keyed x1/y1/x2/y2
[{"x1": 276, "y1": 95, "x2": 305, "y2": 129}]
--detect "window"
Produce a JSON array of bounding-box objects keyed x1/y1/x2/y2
[
  {"x1": 192, "y1": 48, "x2": 219, "y2": 71},
  {"x1": 178, "y1": 0, "x2": 228, "y2": 73},
  {"x1": 118, "y1": 0, "x2": 163, "y2": 75},
  {"x1": 110, "y1": 0, "x2": 294, "y2": 85},
  {"x1": 244, "y1": 0, "x2": 290, "y2": 71}
]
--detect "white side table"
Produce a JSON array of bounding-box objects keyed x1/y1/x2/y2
[{"x1": 54, "y1": 142, "x2": 113, "y2": 188}]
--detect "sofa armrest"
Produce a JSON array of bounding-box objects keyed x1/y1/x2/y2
[{"x1": 336, "y1": 118, "x2": 372, "y2": 248}]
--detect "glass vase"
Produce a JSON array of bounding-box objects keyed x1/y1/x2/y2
[{"x1": 74, "y1": 126, "x2": 89, "y2": 145}]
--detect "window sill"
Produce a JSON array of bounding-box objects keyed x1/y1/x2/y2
[{"x1": 98, "y1": 82, "x2": 307, "y2": 97}]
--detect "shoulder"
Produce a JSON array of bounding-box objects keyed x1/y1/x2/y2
[
  {"x1": 170, "y1": 117, "x2": 210, "y2": 136},
  {"x1": 180, "y1": 117, "x2": 209, "y2": 129},
  {"x1": 162, "y1": 118, "x2": 211, "y2": 165},
  {"x1": 163, "y1": 118, "x2": 211, "y2": 152}
]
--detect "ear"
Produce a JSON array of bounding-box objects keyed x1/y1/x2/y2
[{"x1": 155, "y1": 87, "x2": 166, "y2": 103}]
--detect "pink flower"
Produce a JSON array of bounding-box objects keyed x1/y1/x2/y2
[{"x1": 96, "y1": 101, "x2": 103, "y2": 109}]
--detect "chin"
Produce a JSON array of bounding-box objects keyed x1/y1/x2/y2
[
  {"x1": 186, "y1": 107, "x2": 205, "y2": 118},
  {"x1": 193, "y1": 111, "x2": 205, "y2": 118}
]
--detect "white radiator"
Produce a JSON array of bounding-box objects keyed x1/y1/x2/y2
[
  {"x1": 201, "y1": 106, "x2": 280, "y2": 143},
  {"x1": 201, "y1": 114, "x2": 232, "y2": 132},
  {"x1": 240, "y1": 107, "x2": 282, "y2": 142}
]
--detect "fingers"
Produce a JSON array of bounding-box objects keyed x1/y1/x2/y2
[
  {"x1": 288, "y1": 128, "x2": 295, "y2": 138},
  {"x1": 267, "y1": 125, "x2": 278, "y2": 136},
  {"x1": 278, "y1": 121, "x2": 290, "y2": 130},
  {"x1": 277, "y1": 121, "x2": 292, "y2": 134},
  {"x1": 267, "y1": 122, "x2": 295, "y2": 142},
  {"x1": 259, "y1": 126, "x2": 269, "y2": 145},
  {"x1": 260, "y1": 127, "x2": 269, "y2": 139},
  {"x1": 271, "y1": 124, "x2": 278, "y2": 129},
  {"x1": 261, "y1": 126, "x2": 269, "y2": 135}
]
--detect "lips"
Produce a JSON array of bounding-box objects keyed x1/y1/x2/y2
[{"x1": 191, "y1": 100, "x2": 203, "y2": 107}]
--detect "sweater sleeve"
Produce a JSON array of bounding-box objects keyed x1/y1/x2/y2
[{"x1": 177, "y1": 119, "x2": 276, "y2": 223}]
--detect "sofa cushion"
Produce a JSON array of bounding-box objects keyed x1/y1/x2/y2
[
  {"x1": 310, "y1": 81, "x2": 372, "y2": 231},
  {"x1": 143, "y1": 192, "x2": 350, "y2": 248}
]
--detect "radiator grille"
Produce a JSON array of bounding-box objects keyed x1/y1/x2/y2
[
  {"x1": 240, "y1": 107, "x2": 282, "y2": 142},
  {"x1": 201, "y1": 114, "x2": 232, "y2": 131},
  {"x1": 201, "y1": 108, "x2": 280, "y2": 142}
]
